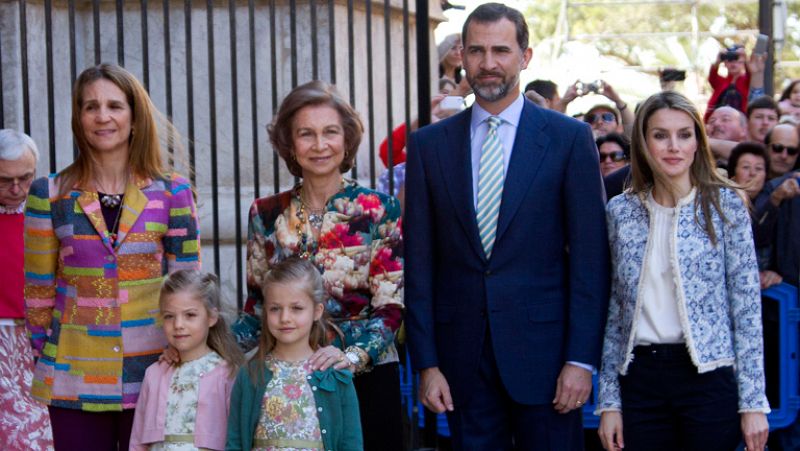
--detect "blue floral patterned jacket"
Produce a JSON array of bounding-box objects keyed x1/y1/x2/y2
[{"x1": 596, "y1": 187, "x2": 770, "y2": 413}]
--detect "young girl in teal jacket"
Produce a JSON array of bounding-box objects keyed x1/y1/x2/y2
[{"x1": 226, "y1": 257, "x2": 362, "y2": 451}]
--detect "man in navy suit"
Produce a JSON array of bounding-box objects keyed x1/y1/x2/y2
[{"x1": 405, "y1": 4, "x2": 610, "y2": 449}]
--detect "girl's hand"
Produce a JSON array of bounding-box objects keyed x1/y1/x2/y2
[
  {"x1": 158, "y1": 345, "x2": 180, "y2": 366},
  {"x1": 741, "y1": 412, "x2": 768, "y2": 451},
  {"x1": 309, "y1": 345, "x2": 350, "y2": 371},
  {"x1": 598, "y1": 411, "x2": 624, "y2": 450}
]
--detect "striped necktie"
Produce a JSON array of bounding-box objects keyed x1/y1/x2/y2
[{"x1": 476, "y1": 115, "x2": 504, "y2": 258}]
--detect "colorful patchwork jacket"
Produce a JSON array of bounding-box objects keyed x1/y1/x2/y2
[
  {"x1": 232, "y1": 181, "x2": 403, "y2": 368},
  {"x1": 596, "y1": 187, "x2": 770, "y2": 413},
  {"x1": 24, "y1": 173, "x2": 200, "y2": 411}
]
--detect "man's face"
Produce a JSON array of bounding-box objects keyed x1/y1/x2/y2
[
  {"x1": 462, "y1": 18, "x2": 532, "y2": 107},
  {"x1": 767, "y1": 124, "x2": 800, "y2": 177},
  {"x1": 0, "y1": 150, "x2": 36, "y2": 210},
  {"x1": 706, "y1": 108, "x2": 746, "y2": 142},
  {"x1": 747, "y1": 108, "x2": 778, "y2": 143},
  {"x1": 585, "y1": 108, "x2": 620, "y2": 138}
]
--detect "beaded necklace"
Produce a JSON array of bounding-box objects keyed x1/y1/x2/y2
[{"x1": 294, "y1": 179, "x2": 346, "y2": 259}]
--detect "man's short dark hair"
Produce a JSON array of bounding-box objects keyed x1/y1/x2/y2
[
  {"x1": 524, "y1": 80, "x2": 558, "y2": 100},
  {"x1": 746, "y1": 95, "x2": 780, "y2": 118},
  {"x1": 596, "y1": 132, "x2": 631, "y2": 159},
  {"x1": 462, "y1": 3, "x2": 529, "y2": 51}
]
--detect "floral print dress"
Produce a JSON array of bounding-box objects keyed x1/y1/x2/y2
[
  {"x1": 252, "y1": 356, "x2": 323, "y2": 451},
  {"x1": 151, "y1": 351, "x2": 224, "y2": 451},
  {"x1": 233, "y1": 181, "x2": 403, "y2": 368}
]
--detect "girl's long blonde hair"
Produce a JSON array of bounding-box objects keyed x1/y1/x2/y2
[
  {"x1": 250, "y1": 257, "x2": 329, "y2": 381},
  {"x1": 160, "y1": 270, "x2": 244, "y2": 375},
  {"x1": 629, "y1": 91, "x2": 737, "y2": 245}
]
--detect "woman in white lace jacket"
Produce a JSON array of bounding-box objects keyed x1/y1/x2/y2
[{"x1": 596, "y1": 91, "x2": 770, "y2": 451}]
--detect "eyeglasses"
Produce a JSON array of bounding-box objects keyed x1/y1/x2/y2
[
  {"x1": 770, "y1": 143, "x2": 799, "y2": 156},
  {"x1": 599, "y1": 151, "x2": 626, "y2": 162},
  {"x1": 584, "y1": 112, "x2": 616, "y2": 125},
  {"x1": 0, "y1": 173, "x2": 35, "y2": 190}
]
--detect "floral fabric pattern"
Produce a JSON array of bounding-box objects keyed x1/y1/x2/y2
[
  {"x1": 151, "y1": 352, "x2": 224, "y2": 451},
  {"x1": 597, "y1": 187, "x2": 770, "y2": 414},
  {"x1": 0, "y1": 324, "x2": 53, "y2": 451},
  {"x1": 233, "y1": 181, "x2": 403, "y2": 367},
  {"x1": 253, "y1": 356, "x2": 322, "y2": 451}
]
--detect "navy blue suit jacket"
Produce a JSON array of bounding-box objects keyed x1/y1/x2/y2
[{"x1": 404, "y1": 99, "x2": 610, "y2": 406}]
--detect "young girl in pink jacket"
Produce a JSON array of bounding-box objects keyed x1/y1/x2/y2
[{"x1": 130, "y1": 270, "x2": 245, "y2": 450}]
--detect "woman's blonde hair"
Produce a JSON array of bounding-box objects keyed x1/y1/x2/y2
[
  {"x1": 160, "y1": 270, "x2": 245, "y2": 375},
  {"x1": 629, "y1": 91, "x2": 736, "y2": 245},
  {"x1": 58, "y1": 63, "x2": 185, "y2": 197}
]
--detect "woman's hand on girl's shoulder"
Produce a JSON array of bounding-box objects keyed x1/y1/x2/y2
[
  {"x1": 309, "y1": 345, "x2": 351, "y2": 372},
  {"x1": 741, "y1": 412, "x2": 768, "y2": 451},
  {"x1": 158, "y1": 345, "x2": 180, "y2": 366},
  {"x1": 598, "y1": 411, "x2": 624, "y2": 450}
]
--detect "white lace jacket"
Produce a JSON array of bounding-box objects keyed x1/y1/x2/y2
[{"x1": 596, "y1": 187, "x2": 770, "y2": 414}]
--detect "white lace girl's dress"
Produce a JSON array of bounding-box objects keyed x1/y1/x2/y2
[
  {"x1": 151, "y1": 351, "x2": 224, "y2": 451},
  {"x1": 252, "y1": 355, "x2": 324, "y2": 451}
]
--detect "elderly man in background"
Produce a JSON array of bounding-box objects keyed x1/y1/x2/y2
[
  {"x1": 707, "y1": 105, "x2": 748, "y2": 163},
  {"x1": 0, "y1": 129, "x2": 53, "y2": 450}
]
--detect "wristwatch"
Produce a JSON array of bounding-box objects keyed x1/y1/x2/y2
[{"x1": 344, "y1": 346, "x2": 369, "y2": 373}]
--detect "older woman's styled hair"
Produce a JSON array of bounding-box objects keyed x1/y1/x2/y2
[
  {"x1": 58, "y1": 63, "x2": 181, "y2": 197},
  {"x1": 268, "y1": 80, "x2": 363, "y2": 178},
  {"x1": 629, "y1": 90, "x2": 736, "y2": 244},
  {"x1": 728, "y1": 142, "x2": 770, "y2": 182}
]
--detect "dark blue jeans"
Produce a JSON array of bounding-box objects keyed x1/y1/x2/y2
[{"x1": 620, "y1": 344, "x2": 741, "y2": 451}]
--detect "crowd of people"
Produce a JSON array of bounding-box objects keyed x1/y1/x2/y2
[{"x1": 1, "y1": 2, "x2": 799, "y2": 450}]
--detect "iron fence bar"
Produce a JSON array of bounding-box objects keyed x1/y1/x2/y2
[
  {"x1": 310, "y1": 0, "x2": 318, "y2": 80},
  {"x1": 19, "y1": 0, "x2": 30, "y2": 134},
  {"x1": 384, "y1": 0, "x2": 393, "y2": 195},
  {"x1": 365, "y1": 0, "x2": 375, "y2": 189},
  {"x1": 163, "y1": 0, "x2": 174, "y2": 165},
  {"x1": 116, "y1": 0, "x2": 125, "y2": 65},
  {"x1": 328, "y1": 0, "x2": 335, "y2": 84},
  {"x1": 228, "y1": 0, "x2": 244, "y2": 308},
  {"x1": 415, "y1": 0, "x2": 430, "y2": 128},
  {"x1": 248, "y1": 0, "x2": 260, "y2": 199},
  {"x1": 206, "y1": 0, "x2": 221, "y2": 278},
  {"x1": 290, "y1": 0, "x2": 298, "y2": 87},
  {"x1": 92, "y1": 0, "x2": 101, "y2": 64},
  {"x1": 403, "y1": 0, "x2": 411, "y2": 166},
  {"x1": 69, "y1": 0, "x2": 78, "y2": 159},
  {"x1": 45, "y1": 0, "x2": 56, "y2": 172},
  {"x1": 141, "y1": 0, "x2": 150, "y2": 88},
  {"x1": 0, "y1": 28, "x2": 4, "y2": 129},
  {"x1": 269, "y1": 0, "x2": 279, "y2": 194},
  {"x1": 184, "y1": 0, "x2": 196, "y2": 186},
  {"x1": 347, "y1": 0, "x2": 355, "y2": 178}
]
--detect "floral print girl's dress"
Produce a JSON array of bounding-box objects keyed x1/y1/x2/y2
[
  {"x1": 252, "y1": 355, "x2": 323, "y2": 451},
  {"x1": 151, "y1": 352, "x2": 224, "y2": 451}
]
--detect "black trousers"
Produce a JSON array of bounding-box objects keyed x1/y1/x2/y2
[
  {"x1": 354, "y1": 361, "x2": 404, "y2": 451},
  {"x1": 620, "y1": 344, "x2": 741, "y2": 451}
]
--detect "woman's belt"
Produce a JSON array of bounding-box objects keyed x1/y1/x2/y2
[{"x1": 253, "y1": 438, "x2": 325, "y2": 448}]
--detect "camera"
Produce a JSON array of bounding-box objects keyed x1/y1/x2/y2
[
  {"x1": 576, "y1": 80, "x2": 603, "y2": 96},
  {"x1": 720, "y1": 47, "x2": 741, "y2": 62}
]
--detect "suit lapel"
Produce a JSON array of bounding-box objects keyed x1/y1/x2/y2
[
  {"x1": 437, "y1": 109, "x2": 487, "y2": 261},
  {"x1": 495, "y1": 101, "x2": 549, "y2": 243},
  {"x1": 76, "y1": 190, "x2": 114, "y2": 253},
  {"x1": 115, "y1": 176, "x2": 151, "y2": 248}
]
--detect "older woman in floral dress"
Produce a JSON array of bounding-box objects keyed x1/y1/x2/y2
[{"x1": 232, "y1": 80, "x2": 404, "y2": 451}]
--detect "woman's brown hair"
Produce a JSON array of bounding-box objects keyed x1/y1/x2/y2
[
  {"x1": 58, "y1": 63, "x2": 183, "y2": 197},
  {"x1": 159, "y1": 270, "x2": 245, "y2": 376},
  {"x1": 629, "y1": 90, "x2": 738, "y2": 245},
  {"x1": 268, "y1": 80, "x2": 363, "y2": 178}
]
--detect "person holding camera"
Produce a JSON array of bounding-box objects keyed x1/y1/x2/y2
[
  {"x1": 561, "y1": 80, "x2": 634, "y2": 138},
  {"x1": 704, "y1": 44, "x2": 750, "y2": 122}
]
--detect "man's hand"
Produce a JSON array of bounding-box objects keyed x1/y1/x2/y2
[
  {"x1": 760, "y1": 270, "x2": 783, "y2": 289},
  {"x1": 552, "y1": 364, "x2": 592, "y2": 413},
  {"x1": 770, "y1": 174, "x2": 800, "y2": 207},
  {"x1": 741, "y1": 412, "x2": 769, "y2": 451},
  {"x1": 419, "y1": 367, "x2": 454, "y2": 414},
  {"x1": 600, "y1": 80, "x2": 622, "y2": 106}
]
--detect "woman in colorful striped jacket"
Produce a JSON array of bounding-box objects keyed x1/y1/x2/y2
[{"x1": 24, "y1": 64, "x2": 200, "y2": 450}]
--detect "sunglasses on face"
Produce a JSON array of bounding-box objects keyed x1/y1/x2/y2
[
  {"x1": 584, "y1": 112, "x2": 616, "y2": 124},
  {"x1": 599, "y1": 151, "x2": 626, "y2": 162},
  {"x1": 770, "y1": 143, "x2": 799, "y2": 156}
]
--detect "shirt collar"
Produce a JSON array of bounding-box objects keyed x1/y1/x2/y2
[
  {"x1": 471, "y1": 94, "x2": 525, "y2": 131},
  {"x1": 0, "y1": 201, "x2": 25, "y2": 215}
]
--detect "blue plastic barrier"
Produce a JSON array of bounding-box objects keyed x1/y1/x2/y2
[{"x1": 402, "y1": 283, "x2": 799, "y2": 434}]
